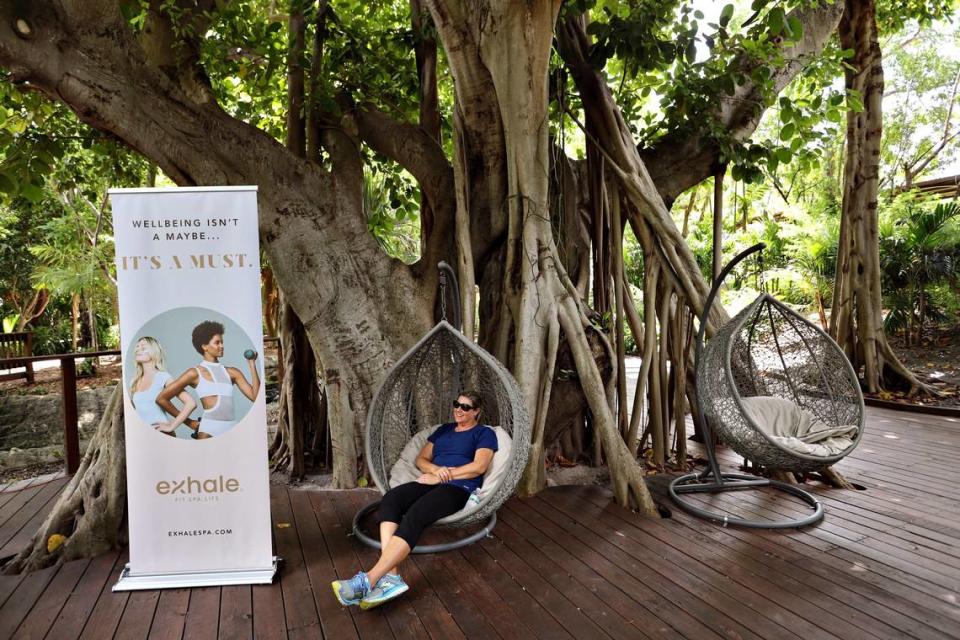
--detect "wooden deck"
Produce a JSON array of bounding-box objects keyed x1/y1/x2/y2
[{"x1": 0, "y1": 405, "x2": 958, "y2": 639}]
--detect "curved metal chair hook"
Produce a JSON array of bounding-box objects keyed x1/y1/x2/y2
[{"x1": 437, "y1": 261, "x2": 462, "y2": 332}]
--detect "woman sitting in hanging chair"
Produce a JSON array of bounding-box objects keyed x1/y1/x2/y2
[{"x1": 332, "y1": 391, "x2": 498, "y2": 610}]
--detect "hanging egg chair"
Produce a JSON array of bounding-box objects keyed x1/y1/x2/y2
[
  {"x1": 353, "y1": 263, "x2": 530, "y2": 552},
  {"x1": 670, "y1": 243, "x2": 865, "y2": 529}
]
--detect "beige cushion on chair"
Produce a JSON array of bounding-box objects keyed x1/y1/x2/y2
[
  {"x1": 739, "y1": 396, "x2": 858, "y2": 457},
  {"x1": 388, "y1": 424, "x2": 512, "y2": 522}
]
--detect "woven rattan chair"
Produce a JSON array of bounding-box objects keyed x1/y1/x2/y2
[
  {"x1": 353, "y1": 265, "x2": 530, "y2": 552},
  {"x1": 670, "y1": 243, "x2": 865, "y2": 528},
  {"x1": 699, "y1": 293, "x2": 865, "y2": 472}
]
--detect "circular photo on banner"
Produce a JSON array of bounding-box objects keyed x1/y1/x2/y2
[{"x1": 125, "y1": 307, "x2": 262, "y2": 441}]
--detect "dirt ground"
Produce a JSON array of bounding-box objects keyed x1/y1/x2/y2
[
  {"x1": 877, "y1": 326, "x2": 960, "y2": 407},
  {"x1": 0, "y1": 357, "x2": 123, "y2": 396}
]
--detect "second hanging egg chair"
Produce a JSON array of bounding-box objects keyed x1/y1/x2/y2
[
  {"x1": 353, "y1": 262, "x2": 530, "y2": 552},
  {"x1": 670, "y1": 243, "x2": 865, "y2": 529}
]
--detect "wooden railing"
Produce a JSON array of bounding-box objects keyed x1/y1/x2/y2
[
  {"x1": 0, "y1": 332, "x2": 35, "y2": 383},
  {"x1": 0, "y1": 350, "x2": 120, "y2": 474},
  {"x1": 0, "y1": 337, "x2": 280, "y2": 476}
]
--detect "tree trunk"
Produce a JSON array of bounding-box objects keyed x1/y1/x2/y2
[
  {"x1": 87, "y1": 301, "x2": 98, "y2": 352},
  {"x1": 262, "y1": 266, "x2": 281, "y2": 339},
  {"x1": 5, "y1": 385, "x2": 127, "y2": 573},
  {"x1": 411, "y1": 0, "x2": 441, "y2": 258},
  {"x1": 70, "y1": 292, "x2": 80, "y2": 352},
  {"x1": 270, "y1": 293, "x2": 324, "y2": 479},
  {"x1": 14, "y1": 289, "x2": 49, "y2": 332},
  {"x1": 425, "y1": 0, "x2": 656, "y2": 513},
  {"x1": 830, "y1": 0, "x2": 927, "y2": 394},
  {"x1": 713, "y1": 170, "x2": 725, "y2": 284},
  {"x1": 267, "y1": 1, "x2": 327, "y2": 481}
]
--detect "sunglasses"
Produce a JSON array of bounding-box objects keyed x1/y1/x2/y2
[{"x1": 452, "y1": 401, "x2": 476, "y2": 411}]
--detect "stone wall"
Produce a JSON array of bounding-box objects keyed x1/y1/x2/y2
[{"x1": 0, "y1": 386, "x2": 114, "y2": 470}]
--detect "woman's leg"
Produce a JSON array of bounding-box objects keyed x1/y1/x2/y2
[
  {"x1": 366, "y1": 485, "x2": 469, "y2": 587},
  {"x1": 375, "y1": 482, "x2": 433, "y2": 577},
  {"x1": 379, "y1": 521, "x2": 400, "y2": 575},
  {"x1": 378, "y1": 482, "x2": 434, "y2": 524}
]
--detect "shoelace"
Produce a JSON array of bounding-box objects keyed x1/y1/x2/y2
[{"x1": 350, "y1": 573, "x2": 368, "y2": 595}]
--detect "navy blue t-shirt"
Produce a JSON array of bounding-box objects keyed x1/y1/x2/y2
[{"x1": 427, "y1": 423, "x2": 499, "y2": 493}]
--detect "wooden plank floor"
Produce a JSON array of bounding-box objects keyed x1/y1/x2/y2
[
  {"x1": 0, "y1": 473, "x2": 69, "y2": 563},
  {"x1": 0, "y1": 407, "x2": 958, "y2": 639}
]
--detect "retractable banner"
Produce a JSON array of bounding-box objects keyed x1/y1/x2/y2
[{"x1": 110, "y1": 186, "x2": 276, "y2": 590}]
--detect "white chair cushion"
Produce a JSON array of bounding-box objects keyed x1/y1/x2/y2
[
  {"x1": 740, "y1": 396, "x2": 857, "y2": 457},
  {"x1": 387, "y1": 424, "x2": 512, "y2": 522}
]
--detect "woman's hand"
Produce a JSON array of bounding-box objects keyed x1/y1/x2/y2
[
  {"x1": 434, "y1": 466, "x2": 453, "y2": 483},
  {"x1": 416, "y1": 473, "x2": 441, "y2": 485},
  {"x1": 153, "y1": 422, "x2": 176, "y2": 435}
]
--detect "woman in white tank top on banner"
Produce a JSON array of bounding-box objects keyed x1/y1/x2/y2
[
  {"x1": 157, "y1": 320, "x2": 260, "y2": 439},
  {"x1": 130, "y1": 336, "x2": 197, "y2": 437}
]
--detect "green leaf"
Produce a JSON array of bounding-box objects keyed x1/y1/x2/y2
[
  {"x1": 751, "y1": 66, "x2": 771, "y2": 84},
  {"x1": 826, "y1": 109, "x2": 841, "y2": 122},
  {"x1": 0, "y1": 173, "x2": 17, "y2": 194},
  {"x1": 768, "y1": 8, "x2": 784, "y2": 36},
  {"x1": 719, "y1": 4, "x2": 734, "y2": 27},
  {"x1": 787, "y1": 16, "x2": 803, "y2": 39},
  {"x1": 21, "y1": 183, "x2": 43, "y2": 203},
  {"x1": 780, "y1": 123, "x2": 796, "y2": 141},
  {"x1": 776, "y1": 147, "x2": 792, "y2": 164}
]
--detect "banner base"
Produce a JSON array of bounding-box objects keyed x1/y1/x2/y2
[{"x1": 112, "y1": 556, "x2": 280, "y2": 591}]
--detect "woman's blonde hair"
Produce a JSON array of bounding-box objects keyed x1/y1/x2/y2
[{"x1": 130, "y1": 336, "x2": 167, "y2": 403}]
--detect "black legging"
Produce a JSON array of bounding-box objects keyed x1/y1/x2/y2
[{"x1": 378, "y1": 482, "x2": 470, "y2": 548}]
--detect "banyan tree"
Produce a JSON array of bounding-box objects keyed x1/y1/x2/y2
[{"x1": 0, "y1": 0, "x2": 912, "y2": 571}]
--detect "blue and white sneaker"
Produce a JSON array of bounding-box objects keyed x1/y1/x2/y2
[
  {"x1": 331, "y1": 571, "x2": 371, "y2": 606},
  {"x1": 359, "y1": 573, "x2": 409, "y2": 610}
]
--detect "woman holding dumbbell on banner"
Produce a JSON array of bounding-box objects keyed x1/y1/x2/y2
[{"x1": 156, "y1": 320, "x2": 260, "y2": 439}]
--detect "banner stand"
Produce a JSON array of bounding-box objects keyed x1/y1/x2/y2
[
  {"x1": 109, "y1": 186, "x2": 276, "y2": 593},
  {"x1": 113, "y1": 556, "x2": 279, "y2": 591}
]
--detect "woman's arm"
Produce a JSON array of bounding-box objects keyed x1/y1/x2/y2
[
  {"x1": 154, "y1": 390, "x2": 197, "y2": 433},
  {"x1": 414, "y1": 440, "x2": 453, "y2": 484},
  {"x1": 414, "y1": 442, "x2": 439, "y2": 474},
  {"x1": 415, "y1": 442, "x2": 455, "y2": 483},
  {"x1": 447, "y1": 448, "x2": 495, "y2": 481},
  {"x1": 228, "y1": 358, "x2": 260, "y2": 402},
  {"x1": 156, "y1": 369, "x2": 198, "y2": 420}
]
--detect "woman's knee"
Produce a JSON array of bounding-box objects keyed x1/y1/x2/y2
[
  {"x1": 378, "y1": 493, "x2": 404, "y2": 524},
  {"x1": 394, "y1": 516, "x2": 424, "y2": 549}
]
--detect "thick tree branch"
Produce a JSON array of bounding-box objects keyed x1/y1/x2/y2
[
  {"x1": 634, "y1": 2, "x2": 845, "y2": 205},
  {"x1": 411, "y1": 0, "x2": 441, "y2": 257},
  {"x1": 0, "y1": 0, "x2": 431, "y2": 392},
  {"x1": 353, "y1": 103, "x2": 456, "y2": 265},
  {"x1": 286, "y1": 0, "x2": 307, "y2": 157},
  {"x1": 558, "y1": 13, "x2": 723, "y2": 332},
  {"x1": 140, "y1": 0, "x2": 218, "y2": 104},
  {"x1": 307, "y1": 0, "x2": 329, "y2": 163},
  {"x1": 903, "y1": 70, "x2": 960, "y2": 184}
]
